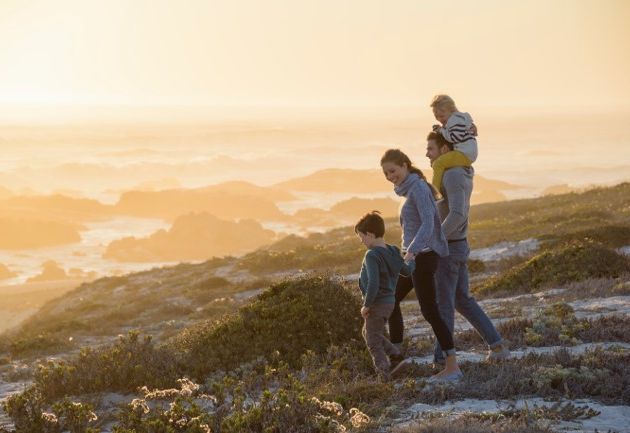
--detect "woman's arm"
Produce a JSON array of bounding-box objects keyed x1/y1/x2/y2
[{"x1": 406, "y1": 183, "x2": 436, "y2": 254}]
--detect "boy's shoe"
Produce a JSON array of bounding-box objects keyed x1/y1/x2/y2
[
  {"x1": 426, "y1": 370, "x2": 463, "y2": 384},
  {"x1": 486, "y1": 345, "x2": 511, "y2": 362}
]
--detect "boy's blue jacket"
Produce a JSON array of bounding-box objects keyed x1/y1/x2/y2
[{"x1": 358, "y1": 244, "x2": 410, "y2": 307}]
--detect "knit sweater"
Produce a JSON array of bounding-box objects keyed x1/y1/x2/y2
[{"x1": 394, "y1": 173, "x2": 449, "y2": 257}]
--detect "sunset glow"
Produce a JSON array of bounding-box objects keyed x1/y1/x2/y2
[{"x1": 1, "y1": 0, "x2": 629, "y2": 118}]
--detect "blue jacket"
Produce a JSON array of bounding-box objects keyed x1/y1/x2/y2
[{"x1": 358, "y1": 244, "x2": 409, "y2": 307}]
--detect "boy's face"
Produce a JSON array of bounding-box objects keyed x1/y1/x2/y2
[
  {"x1": 433, "y1": 106, "x2": 451, "y2": 125},
  {"x1": 357, "y1": 231, "x2": 376, "y2": 248}
]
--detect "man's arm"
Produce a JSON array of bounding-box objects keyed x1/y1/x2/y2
[{"x1": 441, "y1": 171, "x2": 468, "y2": 239}]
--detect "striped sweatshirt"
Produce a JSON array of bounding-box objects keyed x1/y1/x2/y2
[{"x1": 439, "y1": 111, "x2": 478, "y2": 162}]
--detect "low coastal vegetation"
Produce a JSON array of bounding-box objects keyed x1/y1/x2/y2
[
  {"x1": 474, "y1": 240, "x2": 630, "y2": 296},
  {"x1": 1, "y1": 183, "x2": 630, "y2": 432},
  {"x1": 4, "y1": 275, "x2": 628, "y2": 432}
]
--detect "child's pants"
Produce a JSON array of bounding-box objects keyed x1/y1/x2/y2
[{"x1": 362, "y1": 303, "x2": 398, "y2": 375}]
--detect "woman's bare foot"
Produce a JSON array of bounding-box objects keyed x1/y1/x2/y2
[{"x1": 432, "y1": 354, "x2": 460, "y2": 378}]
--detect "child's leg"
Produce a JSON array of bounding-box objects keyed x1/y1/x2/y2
[
  {"x1": 378, "y1": 304, "x2": 399, "y2": 356},
  {"x1": 363, "y1": 304, "x2": 395, "y2": 376},
  {"x1": 431, "y1": 151, "x2": 472, "y2": 192},
  {"x1": 382, "y1": 333, "x2": 400, "y2": 356}
]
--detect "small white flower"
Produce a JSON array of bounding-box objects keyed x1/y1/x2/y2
[
  {"x1": 320, "y1": 400, "x2": 344, "y2": 417},
  {"x1": 41, "y1": 412, "x2": 58, "y2": 424},
  {"x1": 349, "y1": 407, "x2": 370, "y2": 427},
  {"x1": 130, "y1": 398, "x2": 150, "y2": 414}
]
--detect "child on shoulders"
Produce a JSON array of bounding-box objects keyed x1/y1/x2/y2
[{"x1": 430, "y1": 94, "x2": 478, "y2": 192}]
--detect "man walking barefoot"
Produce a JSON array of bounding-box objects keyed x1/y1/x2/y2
[{"x1": 425, "y1": 132, "x2": 510, "y2": 364}]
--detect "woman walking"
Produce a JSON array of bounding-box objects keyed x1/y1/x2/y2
[{"x1": 381, "y1": 148, "x2": 462, "y2": 382}]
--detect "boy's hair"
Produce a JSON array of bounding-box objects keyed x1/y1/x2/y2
[
  {"x1": 354, "y1": 211, "x2": 385, "y2": 238},
  {"x1": 426, "y1": 131, "x2": 454, "y2": 151},
  {"x1": 430, "y1": 94, "x2": 458, "y2": 112}
]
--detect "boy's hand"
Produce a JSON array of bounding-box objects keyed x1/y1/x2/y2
[
  {"x1": 470, "y1": 123, "x2": 478, "y2": 136},
  {"x1": 361, "y1": 306, "x2": 370, "y2": 319},
  {"x1": 432, "y1": 124, "x2": 441, "y2": 132}
]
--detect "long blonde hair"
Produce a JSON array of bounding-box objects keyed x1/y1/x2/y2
[{"x1": 380, "y1": 149, "x2": 439, "y2": 200}]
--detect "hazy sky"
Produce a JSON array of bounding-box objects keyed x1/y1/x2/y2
[{"x1": 1, "y1": 0, "x2": 629, "y2": 117}]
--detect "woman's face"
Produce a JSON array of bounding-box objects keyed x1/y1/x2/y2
[{"x1": 381, "y1": 161, "x2": 409, "y2": 186}]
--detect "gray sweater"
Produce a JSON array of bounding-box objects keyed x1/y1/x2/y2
[
  {"x1": 394, "y1": 173, "x2": 449, "y2": 257},
  {"x1": 437, "y1": 166, "x2": 473, "y2": 240}
]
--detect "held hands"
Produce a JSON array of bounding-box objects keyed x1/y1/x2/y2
[
  {"x1": 361, "y1": 306, "x2": 370, "y2": 319},
  {"x1": 403, "y1": 251, "x2": 416, "y2": 263}
]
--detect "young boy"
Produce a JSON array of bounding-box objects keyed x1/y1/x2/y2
[
  {"x1": 430, "y1": 94, "x2": 478, "y2": 192},
  {"x1": 355, "y1": 211, "x2": 408, "y2": 380}
]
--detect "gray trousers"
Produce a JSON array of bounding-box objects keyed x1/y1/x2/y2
[
  {"x1": 362, "y1": 302, "x2": 399, "y2": 375},
  {"x1": 434, "y1": 239, "x2": 503, "y2": 362}
]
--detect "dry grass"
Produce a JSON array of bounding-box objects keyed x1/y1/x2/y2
[
  {"x1": 392, "y1": 415, "x2": 553, "y2": 433},
  {"x1": 400, "y1": 347, "x2": 630, "y2": 405}
]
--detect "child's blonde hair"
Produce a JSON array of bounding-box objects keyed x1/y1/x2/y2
[{"x1": 430, "y1": 94, "x2": 458, "y2": 113}]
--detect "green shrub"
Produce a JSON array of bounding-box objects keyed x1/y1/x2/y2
[
  {"x1": 3, "y1": 390, "x2": 99, "y2": 433},
  {"x1": 3, "y1": 387, "x2": 48, "y2": 433},
  {"x1": 524, "y1": 303, "x2": 588, "y2": 346},
  {"x1": 468, "y1": 182, "x2": 630, "y2": 248},
  {"x1": 113, "y1": 396, "x2": 213, "y2": 433},
  {"x1": 172, "y1": 275, "x2": 363, "y2": 379},
  {"x1": 4, "y1": 332, "x2": 76, "y2": 359},
  {"x1": 475, "y1": 241, "x2": 630, "y2": 296},
  {"x1": 541, "y1": 224, "x2": 630, "y2": 249},
  {"x1": 34, "y1": 331, "x2": 182, "y2": 402}
]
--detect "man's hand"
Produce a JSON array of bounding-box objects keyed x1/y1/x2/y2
[{"x1": 361, "y1": 306, "x2": 370, "y2": 319}]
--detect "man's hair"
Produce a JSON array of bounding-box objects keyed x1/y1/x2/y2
[
  {"x1": 354, "y1": 210, "x2": 385, "y2": 238},
  {"x1": 427, "y1": 131, "x2": 454, "y2": 151},
  {"x1": 430, "y1": 94, "x2": 458, "y2": 112}
]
